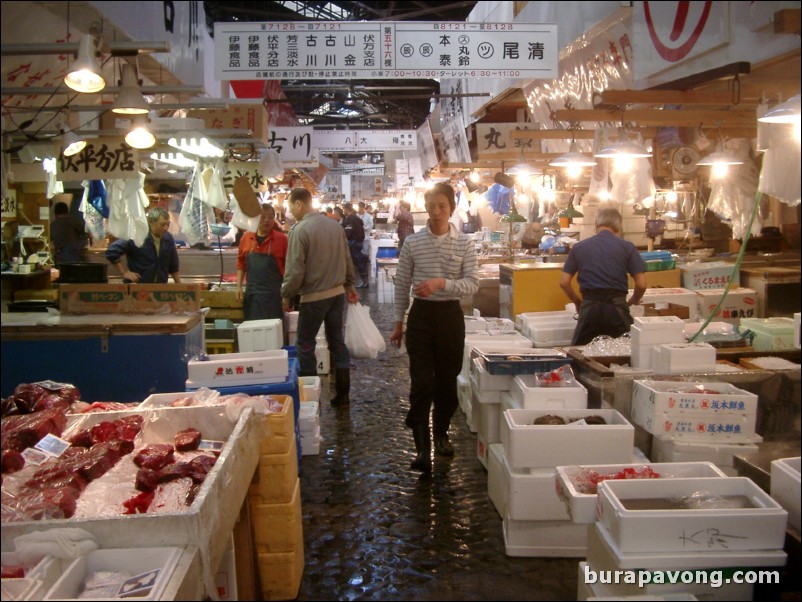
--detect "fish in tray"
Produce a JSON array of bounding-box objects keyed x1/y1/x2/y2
[{"x1": 475, "y1": 349, "x2": 572, "y2": 375}]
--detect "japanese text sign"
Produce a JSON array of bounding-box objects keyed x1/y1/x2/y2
[
  {"x1": 57, "y1": 138, "x2": 139, "y2": 180},
  {"x1": 215, "y1": 22, "x2": 557, "y2": 80}
]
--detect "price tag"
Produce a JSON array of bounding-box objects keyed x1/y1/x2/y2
[
  {"x1": 117, "y1": 568, "x2": 161, "y2": 598},
  {"x1": 34, "y1": 433, "x2": 71, "y2": 458},
  {"x1": 198, "y1": 439, "x2": 225, "y2": 452},
  {"x1": 21, "y1": 447, "x2": 50, "y2": 466}
]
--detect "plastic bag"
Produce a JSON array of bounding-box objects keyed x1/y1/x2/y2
[{"x1": 345, "y1": 303, "x2": 386, "y2": 359}]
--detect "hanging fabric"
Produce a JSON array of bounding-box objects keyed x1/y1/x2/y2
[
  {"x1": 79, "y1": 180, "x2": 106, "y2": 244},
  {"x1": 87, "y1": 180, "x2": 109, "y2": 218}
]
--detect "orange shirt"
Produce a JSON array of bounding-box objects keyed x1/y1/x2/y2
[{"x1": 236, "y1": 227, "x2": 288, "y2": 275}]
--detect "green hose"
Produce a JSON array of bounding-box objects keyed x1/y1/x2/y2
[{"x1": 688, "y1": 190, "x2": 763, "y2": 342}]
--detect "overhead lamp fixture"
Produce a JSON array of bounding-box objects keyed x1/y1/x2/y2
[
  {"x1": 549, "y1": 138, "x2": 597, "y2": 178},
  {"x1": 112, "y1": 63, "x2": 149, "y2": 115},
  {"x1": 758, "y1": 93, "x2": 801, "y2": 124},
  {"x1": 150, "y1": 151, "x2": 196, "y2": 168},
  {"x1": 167, "y1": 133, "x2": 224, "y2": 158},
  {"x1": 344, "y1": 90, "x2": 355, "y2": 106},
  {"x1": 125, "y1": 115, "x2": 156, "y2": 149},
  {"x1": 61, "y1": 129, "x2": 87, "y2": 157},
  {"x1": 696, "y1": 143, "x2": 743, "y2": 178},
  {"x1": 594, "y1": 127, "x2": 652, "y2": 159},
  {"x1": 64, "y1": 34, "x2": 106, "y2": 93},
  {"x1": 506, "y1": 149, "x2": 540, "y2": 178}
]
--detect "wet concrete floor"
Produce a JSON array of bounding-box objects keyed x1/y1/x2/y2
[{"x1": 296, "y1": 285, "x2": 579, "y2": 601}]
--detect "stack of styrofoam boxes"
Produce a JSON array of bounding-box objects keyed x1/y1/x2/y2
[
  {"x1": 248, "y1": 395, "x2": 305, "y2": 601},
  {"x1": 470, "y1": 350, "x2": 514, "y2": 469},
  {"x1": 740, "y1": 317, "x2": 797, "y2": 352},
  {"x1": 0, "y1": 552, "x2": 68, "y2": 601},
  {"x1": 629, "y1": 287, "x2": 699, "y2": 321},
  {"x1": 621, "y1": 203, "x2": 647, "y2": 247},
  {"x1": 238, "y1": 318, "x2": 284, "y2": 352},
  {"x1": 498, "y1": 407, "x2": 634, "y2": 557},
  {"x1": 771, "y1": 456, "x2": 801, "y2": 532},
  {"x1": 376, "y1": 262, "x2": 396, "y2": 303},
  {"x1": 635, "y1": 379, "x2": 763, "y2": 477},
  {"x1": 299, "y1": 375, "x2": 321, "y2": 455},
  {"x1": 569, "y1": 201, "x2": 597, "y2": 242},
  {"x1": 630, "y1": 316, "x2": 685, "y2": 370},
  {"x1": 516, "y1": 311, "x2": 576, "y2": 348},
  {"x1": 581, "y1": 476, "x2": 789, "y2": 601},
  {"x1": 186, "y1": 349, "x2": 289, "y2": 389},
  {"x1": 696, "y1": 287, "x2": 758, "y2": 325},
  {"x1": 459, "y1": 330, "x2": 533, "y2": 433},
  {"x1": 285, "y1": 312, "x2": 329, "y2": 375}
]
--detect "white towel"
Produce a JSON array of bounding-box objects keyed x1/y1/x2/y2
[{"x1": 14, "y1": 528, "x2": 98, "y2": 565}]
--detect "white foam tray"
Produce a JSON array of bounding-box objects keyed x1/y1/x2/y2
[
  {"x1": 771, "y1": 456, "x2": 801, "y2": 531},
  {"x1": 503, "y1": 515, "x2": 588, "y2": 558},
  {"x1": 511, "y1": 374, "x2": 588, "y2": 410}
]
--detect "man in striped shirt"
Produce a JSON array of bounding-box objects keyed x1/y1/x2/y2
[{"x1": 390, "y1": 183, "x2": 479, "y2": 472}]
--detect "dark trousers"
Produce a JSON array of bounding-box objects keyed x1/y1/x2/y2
[
  {"x1": 571, "y1": 294, "x2": 633, "y2": 346},
  {"x1": 296, "y1": 294, "x2": 350, "y2": 375},
  {"x1": 404, "y1": 299, "x2": 465, "y2": 435}
]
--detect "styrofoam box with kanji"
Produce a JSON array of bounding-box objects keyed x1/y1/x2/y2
[
  {"x1": 511, "y1": 374, "x2": 588, "y2": 410},
  {"x1": 596, "y1": 477, "x2": 788, "y2": 554},
  {"x1": 188, "y1": 349, "x2": 289, "y2": 387},
  {"x1": 503, "y1": 515, "x2": 588, "y2": 558},
  {"x1": 555, "y1": 461, "x2": 728, "y2": 524},
  {"x1": 696, "y1": 287, "x2": 758, "y2": 324},
  {"x1": 650, "y1": 342, "x2": 717, "y2": 374},
  {"x1": 238, "y1": 319, "x2": 283, "y2": 352},
  {"x1": 299, "y1": 376, "x2": 321, "y2": 402},
  {"x1": 501, "y1": 409, "x2": 634, "y2": 470},
  {"x1": 631, "y1": 288, "x2": 700, "y2": 321},
  {"x1": 633, "y1": 407, "x2": 758, "y2": 442},
  {"x1": 471, "y1": 357, "x2": 514, "y2": 391},
  {"x1": 587, "y1": 521, "x2": 786, "y2": 573},
  {"x1": 485, "y1": 317, "x2": 516, "y2": 334},
  {"x1": 651, "y1": 434, "x2": 760, "y2": 476},
  {"x1": 43, "y1": 547, "x2": 183, "y2": 601},
  {"x1": 680, "y1": 261, "x2": 739, "y2": 292},
  {"x1": 771, "y1": 456, "x2": 801, "y2": 531},
  {"x1": 476, "y1": 431, "x2": 489, "y2": 469},
  {"x1": 494, "y1": 445, "x2": 570, "y2": 521},
  {"x1": 464, "y1": 316, "x2": 488, "y2": 333},
  {"x1": 632, "y1": 380, "x2": 759, "y2": 416}
]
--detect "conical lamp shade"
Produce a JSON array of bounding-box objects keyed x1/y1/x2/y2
[
  {"x1": 549, "y1": 139, "x2": 597, "y2": 167},
  {"x1": 594, "y1": 128, "x2": 651, "y2": 158},
  {"x1": 125, "y1": 116, "x2": 155, "y2": 149},
  {"x1": 62, "y1": 130, "x2": 87, "y2": 157},
  {"x1": 64, "y1": 34, "x2": 106, "y2": 93},
  {"x1": 758, "y1": 94, "x2": 800, "y2": 124},
  {"x1": 112, "y1": 64, "x2": 149, "y2": 115}
]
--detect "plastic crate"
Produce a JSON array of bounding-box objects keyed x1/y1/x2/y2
[
  {"x1": 206, "y1": 339, "x2": 236, "y2": 355},
  {"x1": 643, "y1": 258, "x2": 676, "y2": 272},
  {"x1": 477, "y1": 350, "x2": 572, "y2": 375}
]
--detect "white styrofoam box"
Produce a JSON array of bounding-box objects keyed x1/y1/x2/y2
[
  {"x1": 696, "y1": 288, "x2": 758, "y2": 324},
  {"x1": 188, "y1": 349, "x2": 289, "y2": 387},
  {"x1": 650, "y1": 435, "x2": 760, "y2": 468},
  {"x1": 516, "y1": 310, "x2": 574, "y2": 332},
  {"x1": 555, "y1": 462, "x2": 728, "y2": 524},
  {"x1": 485, "y1": 318, "x2": 516, "y2": 334},
  {"x1": 503, "y1": 515, "x2": 588, "y2": 557},
  {"x1": 471, "y1": 357, "x2": 513, "y2": 391},
  {"x1": 470, "y1": 374, "x2": 502, "y2": 403},
  {"x1": 299, "y1": 376, "x2": 321, "y2": 402},
  {"x1": 633, "y1": 288, "x2": 699, "y2": 321},
  {"x1": 680, "y1": 261, "x2": 739, "y2": 292},
  {"x1": 588, "y1": 521, "x2": 786, "y2": 572},
  {"x1": 284, "y1": 311, "x2": 299, "y2": 332},
  {"x1": 462, "y1": 335, "x2": 533, "y2": 378},
  {"x1": 298, "y1": 401, "x2": 320, "y2": 433},
  {"x1": 477, "y1": 432, "x2": 489, "y2": 469},
  {"x1": 771, "y1": 456, "x2": 801, "y2": 531},
  {"x1": 633, "y1": 405, "x2": 757, "y2": 443},
  {"x1": 301, "y1": 433, "x2": 321, "y2": 456},
  {"x1": 237, "y1": 318, "x2": 283, "y2": 352},
  {"x1": 630, "y1": 323, "x2": 686, "y2": 346},
  {"x1": 0, "y1": 554, "x2": 66, "y2": 601},
  {"x1": 464, "y1": 316, "x2": 488, "y2": 333},
  {"x1": 528, "y1": 323, "x2": 576, "y2": 348},
  {"x1": 487, "y1": 443, "x2": 507, "y2": 518},
  {"x1": 630, "y1": 344, "x2": 653, "y2": 370},
  {"x1": 215, "y1": 534, "x2": 237, "y2": 601},
  {"x1": 631, "y1": 446, "x2": 649, "y2": 463},
  {"x1": 458, "y1": 374, "x2": 472, "y2": 418},
  {"x1": 502, "y1": 451, "x2": 570, "y2": 521},
  {"x1": 315, "y1": 343, "x2": 330, "y2": 375},
  {"x1": 511, "y1": 374, "x2": 588, "y2": 410},
  {"x1": 499, "y1": 391, "x2": 520, "y2": 413},
  {"x1": 288, "y1": 331, "x2": 297, "y2": 346},
  {"x1": 596, "y1": 477, "x2": 788, "y2": 554},
  {"x1": 43, "y1": 547, "x2": 182, "y2": 600},
  {"x1": 650, "y1": 343, "x2": 716, "y2": 375},
  {"x1": 632, "y1": 380, "x2": 759, "y2": 416},
  {"x1": 477, "y1": 401, "x2": 501, "y2": 445},
  {"x1": 633, "y1": 315, "x2": 687, "y2": 332},
  {"x1": 501, "y1": 408, "x2": 634, "y2": 470}
]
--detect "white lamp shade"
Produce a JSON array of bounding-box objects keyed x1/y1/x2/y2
[
  {"x1": 64, "y1": 34, "x2": 105, "y2": 93},
  {"x1": 549, "y1": 140, "x2": 597, "y2": 167},
  {"x1": 758, "y1": 94, "x2": 801, "y2": 124},
  {"x1": 112, "y1": 64, "x2": 149, "y2": 114},
  {"x1": 62, "y1": 131, "x2": 86, "y2": 157},
  {"x1": 125, "y1": 117, "x2": 156, "y2": 149}
]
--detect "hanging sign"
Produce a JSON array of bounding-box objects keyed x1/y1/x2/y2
[
  {"x1": 267, "y1": 126, "x2": 315, "y2": 161},
  {"x1": 475, "y1": 123, "x2": 538, "y2": 157},
  {"x1": 215, "y1": 22, "x2": 558, "y2": 80},
  {"x1": 441, "y1": 118, "x2": 472, "y2": 163},
  {"x1": 57, "y1": 138, "x2": 139, "y2": 180},
  {"x1": 267, "y1": 127, "x2": 418, "y2": 160}
]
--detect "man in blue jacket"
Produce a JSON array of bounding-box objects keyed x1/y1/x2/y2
[{"x1": 106, "y1": 207, "x2": 181, "y2": 283}]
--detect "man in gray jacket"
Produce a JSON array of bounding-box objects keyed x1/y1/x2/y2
[{"x1": 282, "y1": 188, "x2": 360, "y2": 406}]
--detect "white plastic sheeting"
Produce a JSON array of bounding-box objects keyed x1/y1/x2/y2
[
  {"x1": 106, "y1": 173, "x2": 149, "y2": 246},
  {"x1": 758, "y1": 123, "x2": 801, "y2": 207}
]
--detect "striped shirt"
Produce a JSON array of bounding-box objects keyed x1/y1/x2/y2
[{"x1": 393, "y1": 222, "x2": 479, "y2": 322}]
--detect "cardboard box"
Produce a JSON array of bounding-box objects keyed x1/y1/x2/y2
[
  {"x1": 681, "y1": 261, "x2": 739, "y2": 291},
  {"x1": 632, "y1": 288, "x2": 699, "y2": 321},
  {"x1": 555, "y1": 461, "x2": 728, "y2": 524},
  {"x1": 596, "y1": 477, "x2": 788, "y2": 554},
  {"x1": 696, "y1": 287, "x2": 758, "y2": 324},
  {"x1": 642, "y1": 302, "x2": 690, "y2": 320},
  {"x1": 129, "y1": 283, "x2": 203, "y2": 313},
  {"x1": 58, "y1": 283, "x2": 129, "y2": 314},
  {"x1": 500, "y1": 409, "x2": 634, "y2": 470}
]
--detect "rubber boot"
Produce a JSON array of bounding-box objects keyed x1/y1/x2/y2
[
  {"x1": 410, "y1": 425, "x2": 432, "y2": 472},
  {"x1": 433, "y1": 432, "x2": 454, "y2": 457},
  {"x1": 330, "y1": 367, "x2": 350, "y2": 407}
]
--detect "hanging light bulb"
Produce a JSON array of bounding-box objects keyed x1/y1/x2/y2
[
  {"x1": 696, "y1": 142, "x2": 743, "y2": 178},
  {"x1": 112, "y1": 64, "x2": 149, "y2": 115},
  {"x1": 64, "y1": 34, "x2": 106, "y2": 93},
  {"x1": 344, "y1": 89, "x2": 355, "y2": 106},
  {"x1": 549, "y1": 137, "x2": 597, "y2": 179},
  {"x1": 125, "y1": 115, "x2": 156, "y2": 149},
  {"x1": 61, "y1": 130, "x2": 86, "y2": 157},
  {"x1": 594, "y1": 127, "x2": 652, "y2": 159},
  {"x1": 758, "y1": 93, "x2": 801, "y2": 124}
]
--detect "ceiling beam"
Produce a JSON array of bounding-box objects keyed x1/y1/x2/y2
[
  {"x1": 1, "y1": 85, "x2": 205, "y2": 96},
  {"x1": 552, "y1": 108, "x2": 757, "y2": 126},
  {"x1": 595, "y1": 90, "x2": 759, "y2": 106},
  {"x1": 1, "y1": 41, "x2": 170, "y2": 56}
]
